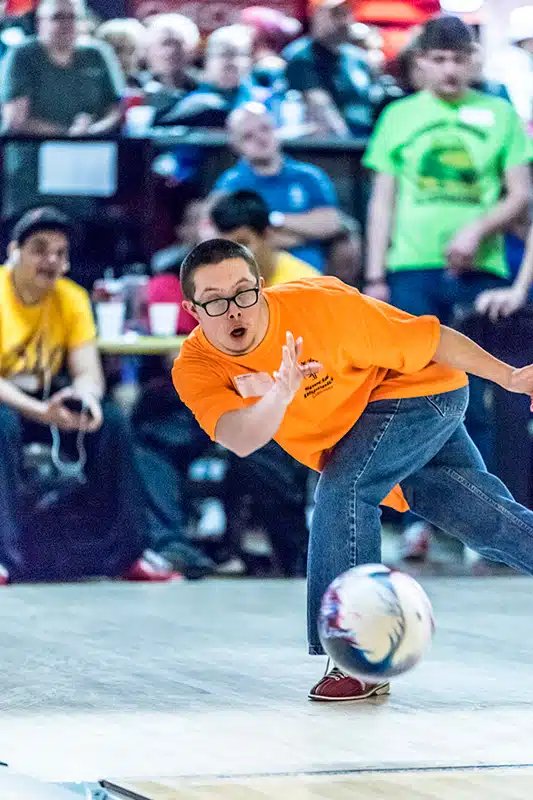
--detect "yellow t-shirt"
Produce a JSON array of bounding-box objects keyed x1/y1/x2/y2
[
  {"x1": 0, "y1": 266, "x2": 96, "y2": 392},
  {"x1": 172, "y1": 276, "x2": 468, "y2": 512},
  {"x1": 268, "y1": 251, "x2": 320, "y2": 286}
]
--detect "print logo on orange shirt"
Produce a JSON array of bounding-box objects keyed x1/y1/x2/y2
[{"x1": 301, "y1": 360, "x2": 334, "y2": 400}]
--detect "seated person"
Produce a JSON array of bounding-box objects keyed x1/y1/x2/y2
[
  {"x1": 208, "y1": 189, "x2": 320, "y2": 285},
  {"x1": 141, "y1": 13, "x2": 200, "y2": 122},
  {"x1": 134, "y1": 195, "x2": 216, "y2": 577},
  {"x1": 216, "y1": 102, "x2": 343, "y2": 271},
  {"x1": 282, "y1": 0, "x2": 377, "y2": 138},
  {"x1": 0, "y1": 207, "x2": 175, "y2": 583},
  {"x1": 148, "y1": 191, "x2": 205, "y2": 334},
  {"x1": 163, "y1": 25, "x2": 253, "y2": 128},
  {"x1": 240, "y1": 6, "x2": 301, "y2": 92},
  {"x1": 96, "y1": 18, "x2": 147, "y2": 90}
]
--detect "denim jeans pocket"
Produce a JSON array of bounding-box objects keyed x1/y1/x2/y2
[{"x1": 424, "y1": 387, "x2": 469, "y2": 418}]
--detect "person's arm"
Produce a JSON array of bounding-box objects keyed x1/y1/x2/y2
[
  {"x1": 62, "y1": 341, "x2": 105, "y2": 431},
  {"x1": 280, "y1": 207, "x2": 343, "y2": 241},
  {"x1": 67, "y1": 341, "x2": 105, "y2": 400},
  {"x1": 364, "y1": 171, "x2": 396, "y2": 301},
  {"x1": 83, "y1": 43, "x2": 124, "y2": 136},
  {"x1": 475, "y1": 222, "x2": 533, "y2": 321},
  {"x1": 0, "y1": 377, "x2": 83, "y2": 429},
  {"x1": 433, "y1": 324, "x2": 513, "y2": 387},
  {"x1": 434, "y1": 323, "x2": 533, "y2": 409},
  {"x1": 273, "y1": 166, "x2": 342, "y2": 242},
  {"x1": 269, "y1": 229, "x2": 306, "y2": 249},
  {"x1": 446, "y1": 164, "x2": 531, "y2": 272},
  {"x1": 2, "y1": 96, "x2": 67, "y2": 135},
  {"x1": 0, "y1": 377, "x2": 51, "y2": 421},
  {"x1": 304, "y1": 89, "x2": 350, "y2": 137},
  {"x1": 0, "y1": 44, "x2": 68, "y2": 135},
  {"x1": 87, "y1": 104, "x2": 122, "y2": 135},
  {"x1": 215, "y1": 332, "x2": 323, "y2": 457},
  {"x1": 284, "y1": 52, "x2": 349, "y2": 138}
]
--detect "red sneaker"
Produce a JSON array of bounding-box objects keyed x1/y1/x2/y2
[
  {"x1": 121, "y1": 551, "x2": 182, "y2": 582},
  {"x1": 0, "y1": 565, "x2": 9, "y2": 585},
  {"x1": 309, "y1": 664, "x2": 390, "y2": 702}
]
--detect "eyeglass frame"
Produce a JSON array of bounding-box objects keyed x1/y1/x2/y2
[{"x1": 192, "y1": 284, "x2": 260, "y2": 318}]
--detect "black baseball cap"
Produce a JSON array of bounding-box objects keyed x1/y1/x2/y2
[
  {"x1": 418, "y1": 15, "x2": 474, "y2": 53},
  {"x1": 11, "y1": 207, "x2": 73, "y2": 246}
]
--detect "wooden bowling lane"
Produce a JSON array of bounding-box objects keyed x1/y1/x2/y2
[{"x1": 103, "y1": 767, "x2": 533, "y2": 799}]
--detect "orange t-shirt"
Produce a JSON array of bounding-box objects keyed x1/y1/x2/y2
[{"x1": 172, "y1": 277, "x2": 468, "y2": 511}]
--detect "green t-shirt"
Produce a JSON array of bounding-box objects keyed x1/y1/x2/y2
[
  {"x1": 363, "y1": 90, "x2": 533, "y2": 277},
  {"x1": 0, "y1": 37, "x2": 124, "y2": 219}
]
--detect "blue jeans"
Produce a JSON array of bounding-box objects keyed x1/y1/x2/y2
[
  {"x1": 389, "y1": 270, "x2": 509, "y2": 485},
  {"x1": 388, "y1": 269, "x2": 509, "y2": 321},
  {"x1": 308, "y1": 386, "x2": 533, "y2": 654}
]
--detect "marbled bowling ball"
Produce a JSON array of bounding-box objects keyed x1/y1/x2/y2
[{"x1": 318, "y1": 564, "x2": 435, "y2": 680}]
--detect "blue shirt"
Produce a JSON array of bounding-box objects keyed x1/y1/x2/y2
[{"x1": 214, "y1": 156, "x2": 338, "y2": 271}]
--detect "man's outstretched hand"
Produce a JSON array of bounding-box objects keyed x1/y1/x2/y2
[{"x1": 273, "y1": 332, "x2": 323, "y2": 406}]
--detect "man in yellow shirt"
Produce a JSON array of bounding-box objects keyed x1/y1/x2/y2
[
  {"x1": 0, "y1": 207, "x2": 174, "y2": 583},
  {"x1": 209, "y1": 189, "x2": 320, "y2": 286}
]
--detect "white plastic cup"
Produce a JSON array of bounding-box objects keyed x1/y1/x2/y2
[
  {"x1": 125, "y1": 105, "x2": 156, "y2": 136},
  {"x1": 96, "y1": 301, "x2": 125, "y2": 339},
  {"x1": 149, "y1": 302, "x2": 180, "y2": 336}
]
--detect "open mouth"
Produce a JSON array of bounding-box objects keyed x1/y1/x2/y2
[
  {"x1": 37, "y1": 268, "x2": 58, "y2": 281},
  {"x1": 230, "y1": 326, "x2": 246, "y2": 339}
]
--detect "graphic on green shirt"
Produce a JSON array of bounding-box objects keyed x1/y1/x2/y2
[{"x1": 417, "y1": 132, "x2": 481, "y2": 205}]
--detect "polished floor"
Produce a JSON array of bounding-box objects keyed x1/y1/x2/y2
[
  {"x1": 104, "y1": 767, "x2": 533, "y2": 799},
  {"x1": 0, "y1": 569, "x2": 532, "y2": 796}
]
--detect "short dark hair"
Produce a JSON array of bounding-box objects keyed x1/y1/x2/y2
[
  {"x1": 418, "y1": 15, "x2": 474, "y2": 53},
  {"x1": 11, "y1": 206, "x2": 72, "y2": 247},
  {"x1": 210, "y1": 190, "x2": 270, "y2": 236},
  {"x1": 180, "y1": 238, "x2": 261, "y2": 301}
]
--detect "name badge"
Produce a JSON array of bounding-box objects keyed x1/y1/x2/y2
[
  {"x1": 234, "y1": 372, "x2": 273, "y2": 399},
  {"x1": 458, "y1": 107, "x2": 495, "y2": 127}
]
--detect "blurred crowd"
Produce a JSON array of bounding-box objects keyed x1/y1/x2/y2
[{"x1": 0, "y1": 1, "x2": 533, "y2": 583}]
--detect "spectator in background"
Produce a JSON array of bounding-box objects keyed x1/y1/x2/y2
[
  {"x1": 374, "y1": 40, "x2": 426, "y2": 118},
  {"x1": 363, "y1": 16, "x2": 532, "y2": 559},
  {"x1": 470, "y1": 42, "x2": 511, "y2": 101},
  {"x1": 142, "y1": 12, "x2": 199, "y2": 121},
  {"x1": 144, "y1": 12, "x2": 199, "y2": 89},
  {"x1": 96, "y1": 17, "x2": 146, "y2": 89},
  {"x1": 282, "y1": 0, "x2": 377, "y2": 137},
  {"x1": 165, "y1": 25, "x2": 253, "y2": 129},
  {"x1": 132, "y1": 190, "x2": 217, "y2": 578},
  {"x1": 149, "y1": 191, "x2": 204, "y2": 334},
  {"x1": 240, "y1": 6, "x2": 302, "y2": 91},
  {"x1": 488, "y1": 5, "x2": 533, "y2": 126},
  {"x1": 0, "y1": 0, "x2": 123, "y2": 221},
  {"x1": 351, "y1": 22, "x2": 385, "y2": 77},
  {"x1": 215, "y1": 102, "x2": 343, "y2": 272},
  {"x1": 209, "y1": 190, "x2": 320, "y2": 285},
  {"x1": 0, "y1": 207, "x2": 174, "y2": 583}
]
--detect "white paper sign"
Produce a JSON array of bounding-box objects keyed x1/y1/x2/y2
[{"x1": 38, "y1": 141, "x2": 118, "y2": 197}]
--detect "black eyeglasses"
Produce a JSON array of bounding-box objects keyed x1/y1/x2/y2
[{"x1": 193, "y1": 285, "x2": 259, "y2": 318}]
